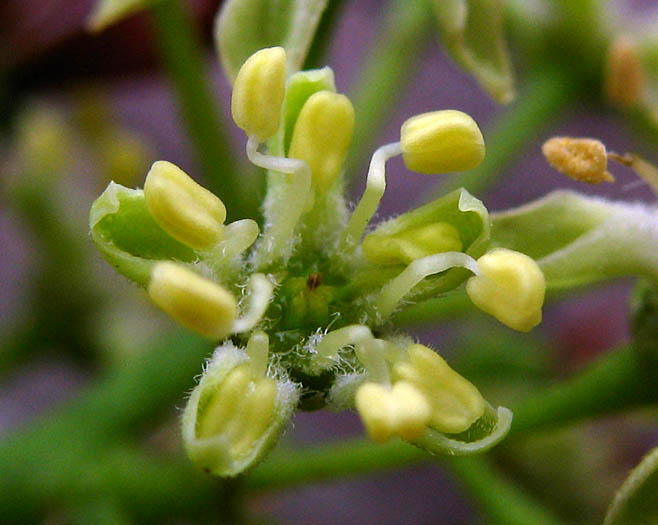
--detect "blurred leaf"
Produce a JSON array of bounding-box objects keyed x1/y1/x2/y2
[
  {"x1": 604, "y1": 446, "x2": 658, "y2": 525},
  {"x1": 87, "y1": 0, "x2": 157, "y2": 32},
  {"x1": 431, "y1": 0, "x2": 515, "y2": 103},
  {"x1": 491, "y1": 190, "x2": 658, "y2": 289},
  {"x1": 215, "y1": 0, "x2": 329, "y2": 83}
]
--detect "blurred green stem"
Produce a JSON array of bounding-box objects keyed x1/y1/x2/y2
[
  {"x1": 428, "y1": 67, "x2": 577, "y2": 199},
  {"x1": 150, "y1": 0, "x2": 258, "y2": 219},
  {"x1": 346, "y1": 0, "x2": 433, "y2": 187}
]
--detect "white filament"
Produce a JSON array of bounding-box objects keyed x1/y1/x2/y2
[{"x1": 232, "y1": 273, "x2": 274, "y2": 333}]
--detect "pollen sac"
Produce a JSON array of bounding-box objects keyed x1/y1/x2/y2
[
  {"x1": 148, "y1": 262, "x2": 237, "y2": 339},
  {"x1": 362, "y1": 222, "x2": 462, "y2": 266},
  {"x1": 400, "y1": 110, "x2": 485, "y2": 174},
  {"x1": 466, "y1": 248, "x2": 545, "y2": 332},
  {"x1": 182, "y1": 344, "x2": 299, "y2": 477},
  {"x1": 542, "y1": 137, "x2": 614, "y2": 184},
  {"x1": 231, "y1": 47, "x2": 287, "y2": 141},
  {"x1": 392, "y1": 344, "x2": 485, "y2": 434},
  {"x1": 144, "y1": 161, "x2": 227, "y2": 250},
  {"x1": 355, "y1": 381, "x2": 431, "y2": 443},
  {"x1": 288, "y1": 91, "x2": 355, "y2": 189}
]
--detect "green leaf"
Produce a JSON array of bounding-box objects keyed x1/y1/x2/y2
[
  {"x1": 87, "y1": 0, "x2": 157, "y2": 32},
  {"x1": 412, "y1": 404, "x2": 513, "y2": 456},
  {"x1": 90, "y1": 182, "x2": 196, "y2": 286},
  {"x1": 604, "y1": 446, "x2": 658, "y2": 525},
  {"x1": 431, "y1": 0, "x2": 515, "y2": 104},
  {"x1": 215, "y1": 0, "x2": 329, "y2": 83},
  {"x1": 491, "y1": 190, "x2": 658, "y2": 290}
]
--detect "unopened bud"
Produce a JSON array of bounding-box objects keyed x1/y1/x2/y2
[
  {"x1": 144, "y1": 160, "x2": 226, "y2": 250},
  {"x1": 288, "y1": 91, "x2": 355, "y2": 189},
  {"x1": 401, "y1": 110, "x2": 485, "y2": 174},
  {"x1": 392, "y1": 344, "x2": 485, "y2": 434},
  {"x1": 182, "y1": 344, "x2": 299, "y2": 476},
  {"x1": 231, "y1": 47, "x2": 287, "y2": 141},
  {"x1": 466, "y1": 248, "x2": 545, "y2": 332},
  {"x1": 363, "y1": 222, "x2": 462, "y2": 265},
  {"x1": 542, "y1": 137, "x2": 614, "y2": 184},
  {"x1": 148, "y1": 262, "x2": 237, "y2": 339}
]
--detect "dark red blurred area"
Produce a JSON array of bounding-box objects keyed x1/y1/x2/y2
[{"x1": 2, "y1": 0, "x2": 220, "y2": 88}]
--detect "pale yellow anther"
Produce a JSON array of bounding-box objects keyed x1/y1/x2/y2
[
  {"x1": 355, "y1": 381, "x2": 431, "y2": 443},
  {"x1": 542, "y1": 137, "x2": 614, "y2": 184},
  {"x1": 392, "y1": 344, "x2": 485, "y2": 434},
  {"x1": 288, "y1": 91, "x2": 355, "y2": 189},
  {"x1": 231, "y1": 47, "x2": 287, "y2": 141},
  {"x1": 230, "y1": 377, "x2": 278, "y2": 456},
  {"x1": 466, "y1": 248, "x2": 545, "y2": 333},
  {"x1": 144, "y1": 160, "x2": 227, "y2": 250},
  {"x1": 362, "y1": 222, "x2": 462, "y2": 266},
  {"x1": 400, "y1": 110, "x2": 485, "y2": 174},
  {"x1": 148, "y1": 262, "x2": 237, "y2": 339}
]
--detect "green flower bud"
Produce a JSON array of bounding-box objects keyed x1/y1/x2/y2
[
  {"x1": 144, "y1": 160, "x2": 227, "y2": 250},
  {"x1": 231, "y1": 47, "x2": 287, "y2": 141},
  {"x1": 148, "y1": 262, "x2": 237, "y2": 339},
  {"x1": 288, "y1": 91, "x2": 355, "y2": 189},
  {"x1": 400, "y1": 110, "x2": 485, "y2": 174},
  {"x1": 362, "y1": 222, "x2": 462, "y2": 266},
  {"x1": 182, "y1": 343, "x2": 299, "y2": 476}
]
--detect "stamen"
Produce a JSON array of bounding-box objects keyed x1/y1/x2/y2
[
  {"x1": 246, "y1": 137, "x2": 312, "y2": 266},
  {"x1": 376, "y1": 252, "x2": 479, "y2": 319},
  {"x1": 314, "y1": 324, "x2": 374, "y2": 364},
  {"x1": 354, "y1": 338, "x2": 394, "y2": 385},
  {"x1": 339, "y1": 142, "x2": 403, "y2": 253},
  {"x1": 245, "y1": 331, "x2": 270, "y2": 377},
  {"x1": 232, "y1": 273, "x2": 274, "y2": 333}
]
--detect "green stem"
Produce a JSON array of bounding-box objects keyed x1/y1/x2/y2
[
  {"x1": 509, "y1": 345, "x2": 657, "y2": 437},
  {"x1": 445, "y1": 456, "x2": 565, "y2": 524},
  {"x1": 428, "y1": 67, "x2": 576, "y2": 199},
  {"x1": 150, "y1": 0, "x2": 259, "y2": 220},
  {"x1": 345, "y1": 0, "x2": 433, "y2": 187}
]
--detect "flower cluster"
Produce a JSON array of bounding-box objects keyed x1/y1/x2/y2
[{"x1": 89, "y1": 47, "x2": 546, "y2": 476}]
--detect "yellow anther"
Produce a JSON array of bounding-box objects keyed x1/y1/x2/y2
[
  {"x1": 392, "y1": 344, "x2": 485, "y2": 434},
  {"x1": 542, "y1": 137, "x2": 614, "y2": 184},
  {"x1": 197, "y1": 364, "x2": 252, "y2": 439},
  {"x1": 231, "y1": 47, "x2": 287, "y2": 141},
  {"x1": 144, "y1": 160, "x2": 227, "y2": 250},
  {"x1": 148, "y1": 262, "x2": 237, "y2": 339},
  {"x1": 466, "y1": 248, "x2": 545, "y2": 332},
  {"x1": 362, "y1": 222, "x2": 462, "y2": 266},
  {"x1": 605, "y1": 35, "x2": 646, "y2": 108},
  {"x1": 355, "y1": 381, "x2": 430, "y2": 443},
  {"x1": 229, "y1": 377, "x2": 278, "y2": 456},
  {"x1": 400, "y1": 110, "x2": 485, "y2": 174},
  {"x1": 288, "y1": 91, "x2": 355, "y2": 189}
]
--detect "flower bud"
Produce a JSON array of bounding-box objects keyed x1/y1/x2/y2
[
  {"x1": 355, "y1": 380, "x2": 430, "y2": 443},
  {"x1": 231, "y1": 47, "x2": 287, "y2": 141},
  {"x1": 466, "y1": 248, "x2": 545, "y2": 332},
  {"x1": 362, "y1": 222, "x2": 462, "y2": 265},
  {"x1": 144, "y1": 160, "x2": 227, "y2": 250},
  {"x1": 148, "y1": 262, "x2": 237, "y2": 339},
  {"x1": 400, "y1": 110, "x2": 485, "y2": 174},
  {"x1": 542, "y1": 137, "x2": 614, "y2": 184},
  {"x1": 288, "y1": 91, "x2": 355, "y2": 189},
  {"x1": 392, "y1": 344, "x2": 485, "y2": 434},
  {"x1": 182, "y1": 344, "x2": 299, "y2": 476}
]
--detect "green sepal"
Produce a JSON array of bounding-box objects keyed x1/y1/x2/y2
[
  {"x1": 491, "y1": 190, "x2": 658, "y2": 289},
  {"x1": 182, "y1": 342, "x2": 300, "y2": 477},
  {"x1": 215, "y1": 0, "x2": 329, "y2": 83},
  {"x1": 283, "y1": 67, "x2": 336, "y2": 155},
  {"x1": 431, "y1": 0, "x2": 515, "y2": 104},
  {"x1": 604, "y1": 445, "x2": 658, "y2": 525},
  {"x1": 90, "y1": 182, "x2": 196, "y2": 286},
  {"x1": 361, "y1": 188, "x2": 490, "y2": 295},
  {"x1": 411, "y1": 403, "x2": 513, "y2": 456}
]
